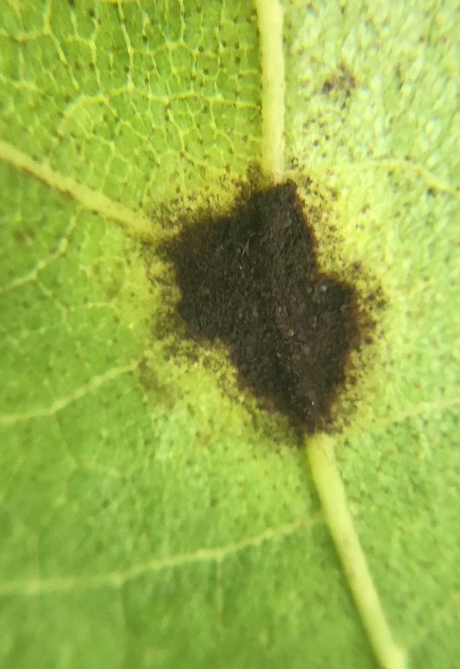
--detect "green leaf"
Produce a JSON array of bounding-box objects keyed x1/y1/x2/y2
[{"x1": 1, "y1": 1, "x2": 459, "y2": 668}]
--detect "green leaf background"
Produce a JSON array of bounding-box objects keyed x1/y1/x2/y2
[{"x1": 1, "y1": 1, "x2": 459, "y2": 667}]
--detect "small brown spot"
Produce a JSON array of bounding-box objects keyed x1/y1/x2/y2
[{"x1": 321, "y1": 63, "x2": 357, "y2": 99}]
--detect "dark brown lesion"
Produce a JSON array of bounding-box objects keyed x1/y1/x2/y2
[{"x1": 164, "y1": 180, "x2": 366, "y2": 434}]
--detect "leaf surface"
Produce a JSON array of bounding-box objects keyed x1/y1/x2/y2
[{"x1": 1, "y1": 1, "x2": 459, "y2": 668}]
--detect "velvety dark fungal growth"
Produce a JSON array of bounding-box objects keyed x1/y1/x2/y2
[{"x1": 166, "y1": 181, "x2": 362, "y2": 433}]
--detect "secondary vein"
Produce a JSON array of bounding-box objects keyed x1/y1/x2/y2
[{"x1": 0, "y1": 138, "x2": 158, "y2": 242}]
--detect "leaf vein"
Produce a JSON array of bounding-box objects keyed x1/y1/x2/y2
[{"x1": 0, "y1": 516, "x2": 320, "y2": 597}]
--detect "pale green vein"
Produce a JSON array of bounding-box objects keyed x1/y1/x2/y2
[
  {"x1": 0, "y1": 516, "x2": 320, "y2": 597},
  {"x1": 341, "y1": 394, "x2": 460, "y2": 442},
  {"x1": 255, "y1": 3, "x2": 408, "y2": 666},
  {"x1": 117, "y1": 0, "x2": 135, "y2": 90},
  {"x1": 0, "y1": 360, "x2": 139, "y2": 427},
  {"x1": 333, "y1": 157, "x2": 460, "y2": 202},
  {"x1": 308, "y1": 434, "x2": 407, "y2": 669},
  {"x1": 0, "y1": 138, "x2": 159, "y2": 241},
  {"x1": 407, "y1": 588, "x2": 460, "y2": 650},
  {"x1": 255, "y1": 0, "x2": 285, "y2": 182},
  {"x1": 0, "y1": 211, "x2": 77, "y2": 295}
]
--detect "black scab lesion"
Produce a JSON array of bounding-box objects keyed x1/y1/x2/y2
[{"x1": 164, "y1": 181, "x2": 363, "y2": 434}]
